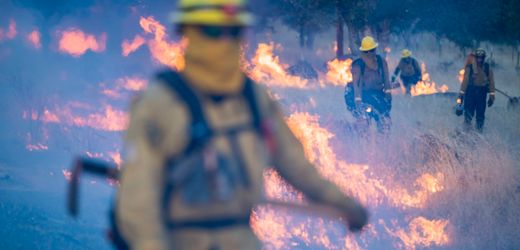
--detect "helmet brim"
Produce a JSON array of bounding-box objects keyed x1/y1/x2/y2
[
  {"x1": 170, "y1": 10, "x2": 254, "y2": 26},
  {"x1": 359, "y1": 43, "x2": 378, "y2": 52}
]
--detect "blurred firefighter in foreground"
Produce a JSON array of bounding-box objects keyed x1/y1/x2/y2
[
  {"x1": 458, "y1": 48, "x2": 495, "y2": 132},
  {"x1": 347, "y1": 36, "x2": 392, "y2": 133},
  {"x1": 391, "y1": 49, "x2": 422, "y2": 95},
  {"x1": 116, "y1": 0, "x2": 368, "y2": 249}
]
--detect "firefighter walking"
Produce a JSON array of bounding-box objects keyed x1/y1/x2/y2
[
  {"x1": 351, "y1": 36, "x2": 392, "y2": 133},
  {"x1": 391, "y1": 49, "x2": 422, "y2": 95},
  {"x1": 458, "y1": 48, "x2": 496, "y2": 132}
]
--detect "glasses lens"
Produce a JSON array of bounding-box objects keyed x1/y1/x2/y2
[
  {"x1": 229, "y1": 26, "x2": 243, "y2": 38},
  {"x1": 200, "y1": 26, "x2": 224, "y2": 39}
]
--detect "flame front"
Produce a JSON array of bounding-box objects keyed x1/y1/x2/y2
[
  {"x1": 411, "y1": 63, "x2": 449, "y2": 96},
  {"x1": 58, "y1": 28, "x2": 106, "y2": 57},
  {"x1": 26, "y1": 29, "x2": 41, "y2": 49},
  {"x1": 325, "y1": 58, "x2": 353, "y2": 86},
  {"x1": 245, "y1": 43, "x2": 309, "y2": 88},
  {"x1": 251, "y1": 112, "x2": 450, "y2": 249},
  {"x1": 136, "y1": 16, "x2": 187, "y2": 71}
]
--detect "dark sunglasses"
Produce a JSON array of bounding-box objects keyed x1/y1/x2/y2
[
  {"x1": 363, "y1": 49, "x2": 376, "y2": 54},
  {"x1": 197, "y1": 25, "x2": 244, "y2": 39}
]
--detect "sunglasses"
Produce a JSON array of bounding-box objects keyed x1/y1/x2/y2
[
  {"x1": 363, "y1": 49, "x2": 376, "y2": 54},
  {"x1": 196, "y1": 25, "x2": 244, "y2": 39}
]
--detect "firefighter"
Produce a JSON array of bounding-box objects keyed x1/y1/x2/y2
[
  {"x1": 458, "y1": 48, "x2": 495, "y2": 132},
  {"x1": 391, "y1": 49, "x2": 422, "y2": 95},
  {"x1": 116, "y1": 0, "x2": 368, "y2": 249},
  {"x1": 351, "y1": 36, "x2": 392, "y2": 133}
]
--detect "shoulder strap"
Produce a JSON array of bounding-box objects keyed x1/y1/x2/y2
[
  {"x1": 352, "y1": 59, "x2": 365, "y2": 87},
  {"x1": 376, "y1": 55, "x2": 385, "y2": 84},
  {"x1": 155, "y1": 70, "x2": 212, "y2": 155}
]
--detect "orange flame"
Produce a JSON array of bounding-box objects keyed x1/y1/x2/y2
[
  {"x1": 458, "y1": 68, "x2": 465, "y2": 83},
  {"x1": 385, "y1": 217, "x2": 450, "y2": 249},
  {"x1": 117, "y1": 76, "x2": 147, "y2": 91},
  {"x1": 138, "y1": 16, "x2": 186, "y2": 70},
  {"x1": 58, "y1": 28, "x2": 106, "y2": 57},
  {"x1": 26, "y1": 143, "x2": 48, "y2": 151},
  {"x1": 325, "y1": 58, "x2": 353, "y2": 86},
  {"x1": 37, "y1": 104, "x2": 128, "y2": 131},
  {"x1": 0, "y1": 19, "x2": 17, "y2": 40},
  {"x1": 245, "y1": 43, "x2": 309, "y2": 88},
  {"x1": 122, "y1": 35, "x2": 145, "y2": 56},
  {"x1": 108, "y1": 151, "x2": 122, "y2": 167},
  {"x1": 411, "y1": 63, "x2": 449, "y2": 96},
  {"x1": 62, "y1": 169, "x2": 72, "y2": 182},
  {"x1": 26, "y1": 29, "x2": 41, "y2": 49}
]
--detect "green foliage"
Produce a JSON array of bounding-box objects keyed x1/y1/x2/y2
[{"x1": 260, "y1": 0, "x2": 520, "y2": 48}]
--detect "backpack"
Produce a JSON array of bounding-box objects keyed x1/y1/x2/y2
[
  {"x1": 109, "y1": 69, "x2": 271, "y2": 249},
  {"x1": 158, "y1": 71, "x2": 265, "y2": 229},
  {"x1": 344, "y1": 55, "x2": 385, "y2": 112},
  {"x1": 468, "y1": 62, "x2": 490, "y2": 85}
]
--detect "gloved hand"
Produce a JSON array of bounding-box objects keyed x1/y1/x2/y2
[
  {"x1": 457, "y1": 94, "x2": 464, "y2": 105},
  {"x1": 384, "y1": 91, "x2": 392, "y2": 102},
  {"x1": 391, "y1": 75, "x2": 396, "y2": 83},
  {"x1": 343, "y1": 200, "x2": 368, "y2": 232},
  {"x1": 487, "y1": 95, "x2": 495, "y2": 107}
]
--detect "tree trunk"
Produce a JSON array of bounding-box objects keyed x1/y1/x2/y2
[
  {"x1": 336, "y1": 2, "x2": 344, "y2": 58},
  {"x1": 336, "y1": 17, "x2": 344, "y2": 58}
]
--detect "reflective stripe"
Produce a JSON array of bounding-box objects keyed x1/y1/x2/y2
[
  {"x1": 489, "y1": 92, "x2": 495, "y2": 95},
  {"x1": 355, "y1": 97, "x2": 362, "y2": 101}
]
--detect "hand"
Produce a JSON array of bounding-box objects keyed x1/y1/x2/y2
[
  {"x1": 384, "y1": 91, "x2": 392, "y2": 102},
  {"x1": 487, "y1": 95, "x2": 495, "y2": 107},
  {"x1": 457, "y1": 94, "x2": 464, "y2": 105},
  {"x1": 391, "y1": 76, "x2": 396, "y2": 83},
  {"x1": 344, "y1": 200, "x2": 368, "y2": 232}
]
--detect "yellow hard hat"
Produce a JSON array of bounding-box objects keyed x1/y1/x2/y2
[
  {"x1": 171, "y1": 0, "x2": 254, "y2": 26},
  {"x1": 402, "y1": 49, "x2": 412, "y2": 58},
  {"x1": 359, "y1": 36, "x2": 378, "y2": 51}
]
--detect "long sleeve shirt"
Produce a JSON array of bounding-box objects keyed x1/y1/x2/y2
[
  {"x1": 460, "y1": 63, "x2": 495, "y2": 94},
  {"x1": 117, "y1": 77, "x2": 361, "y2": 250}
]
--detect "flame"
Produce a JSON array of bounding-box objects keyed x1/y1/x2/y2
[
  {"x1": 122, "y1": 35, "x2": 146, "y2": 56},
  {"x1": 245, "y1": 43, "x2": 309, "y2": 88},
  {"x1": 116, "y1": 76, "x2": 147, "y2": 91},
  {"x1": 26, "y1": 143, "x2": 48, "y2": 151},
  {"x1": 410, "y1": 63, "x2": 449, "y2": 96},
  {"x1": 385, "y1": 217, "x2": 450, "y2": 249},
  {"x1": 26, "y1": 29, "x2": 41, "y2": 49},
  {"x1": 108, "y1": 151, "x2": 122, "y2": 167},
  {"x1": 58, "y1": 28, "x2": 106, "y2": 57},
  {"x1": 101, "y1": 76, "x2": 147, "y2": 99},
  {"x1": 62, "y1": 169, "x2": 72, "y2": 181},
  {"x1": 35, "y1": 104, "x2": 128, "y2": 131},
  {"x1": 458, "y1": 69, "x2": 465, "y2": 83},
  {"x1": 0, "y1": 19, "x2": 17, "y2": 41},
  {"x1": 325, "y1": 58, "x2": 353, "y2": 86},
  {"x1": 138, "y1": 16, "x2": 186, "y2": 70}
]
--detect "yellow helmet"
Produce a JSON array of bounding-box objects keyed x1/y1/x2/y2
[
  {"x1": 359, "y1": 36, "x2": 378, "y2": 51},
  {"x1": 401, "y1": 49, "x2": 412, "y2": 58},
  {"x1": 171, "y1": 0, "x2": 254, "y2": 26}
]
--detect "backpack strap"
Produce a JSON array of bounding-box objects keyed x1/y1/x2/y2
[
  {"x1": 467, "y1": 62, "x2": 490, "y2": 86},
  {"x1": 155, "y1": 70, "x2": 213, "y2": 156},
  {"x1": 376, "y1": 55, "x2": 385, "y2": 85},
  {"x1": 242, "y1": 78, "x2": 262, "y2": 132}
]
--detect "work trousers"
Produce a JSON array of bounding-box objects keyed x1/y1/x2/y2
[{"x1": 464, "y1": 85, "x2": 488, "y2": 130}]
